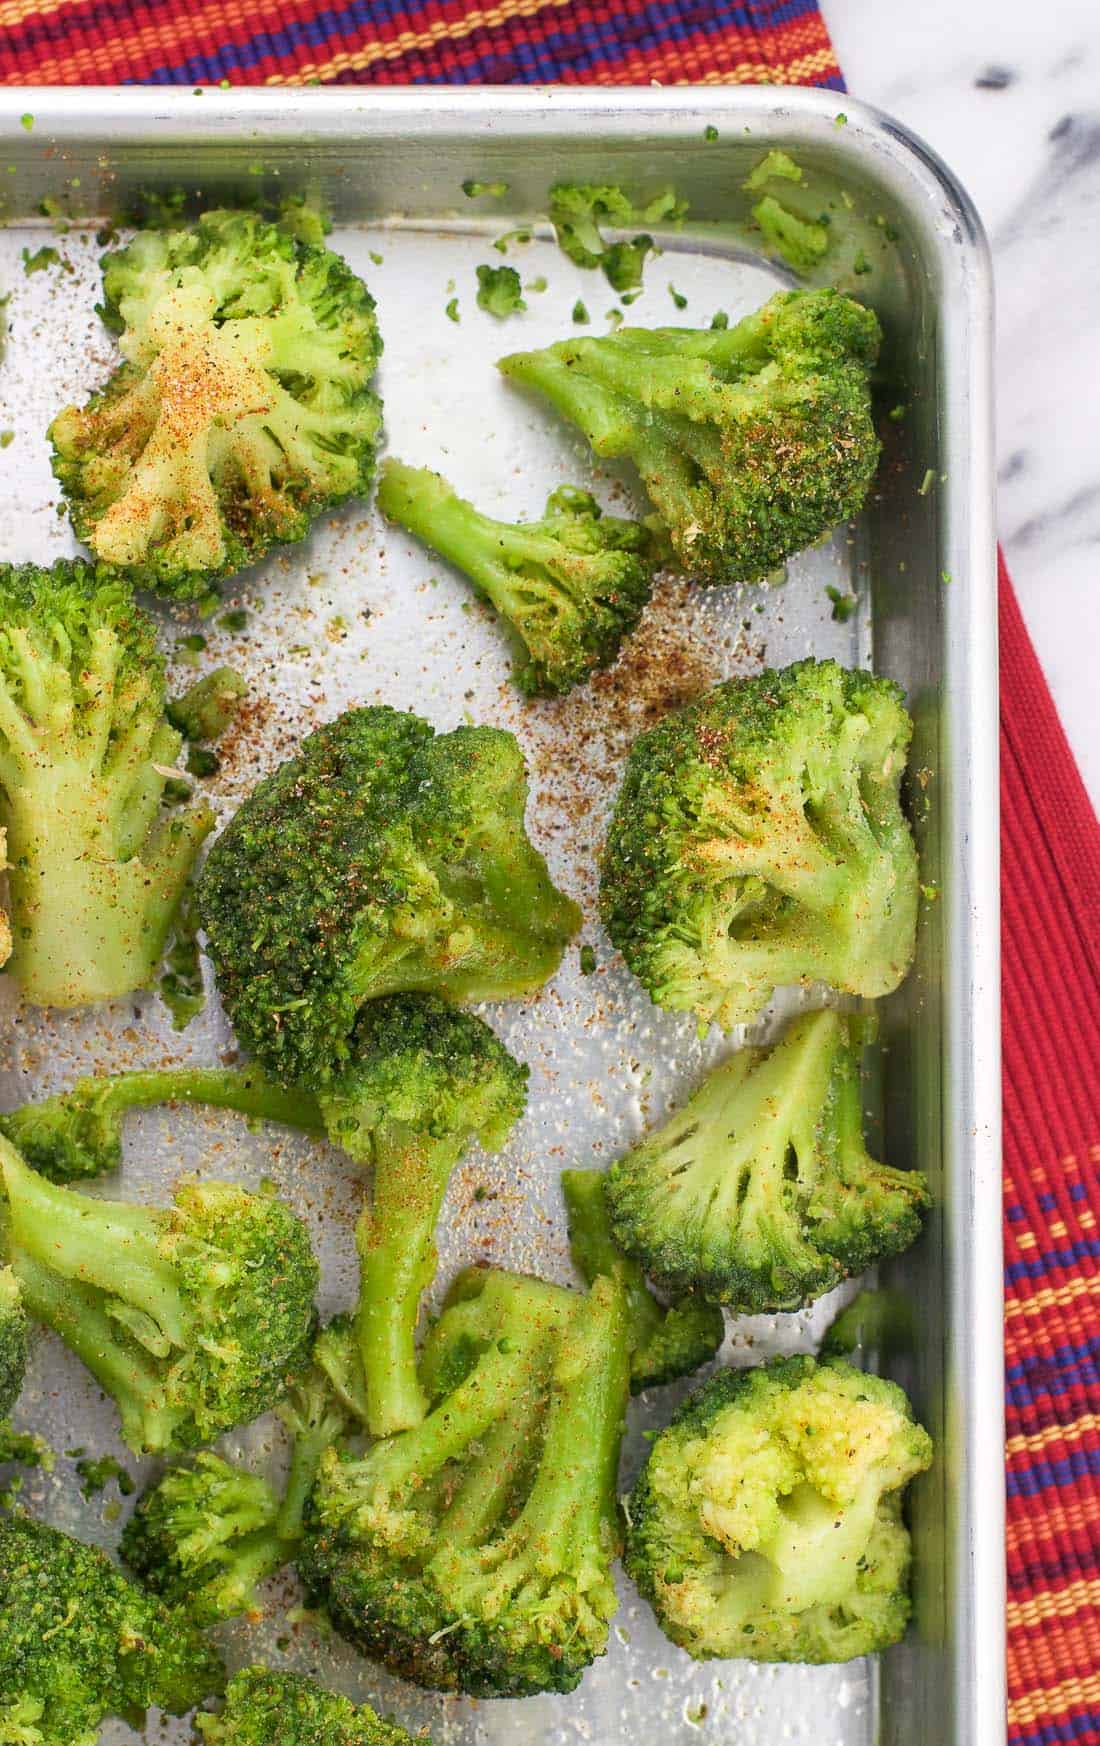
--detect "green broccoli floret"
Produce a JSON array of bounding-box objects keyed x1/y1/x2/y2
[
  {"x1": 378, "y1": 463, "x2": 656, "y2": 697},
  {"x1": 605, "y1": 1009, "x2": 929, "y2": 1310},
  {"x1": 499, "y1": 287, "x2": 880, "y2": 583},
  {"x1": 0, "y1": 1063, "x2": 323, "y2": 1182},
  {"x1": 300, "y1": 1265, "x2": 630, "y2": 1698},
  {"x1": 0, "y1": 1511, "x2": 224, "y2": 1745},
  {"x1": 475, "y1": 263, "x2": 526, "y2": 317},
  {"x1": 561, "y1": 1168, "x2": 723, "y2": 1392},
  {"x1": 197, "y1": 1666, "x2": 425, "y2": 1746},
  {"x1": 167, "y1": 665, "x2": 247, "y2": 742},
  {"x1": 0, "y1": 1136, "x2": 319, "y2": 1454},
  {"x1": 318, "y1": 995, "x2": 527, "y2": 1436},
  {"x1": 548, "y1": 183, "x2": 687, "y2": 292},
  {"x1": 0, "y1": 1269, "x2": 26, "y2": 1427},
  {"x1": 0, "y1": 561, "x2": 214, "y2": 1008},
  {"x1": 600, "y1": 659, "x2": 919, "y2": 1030},
  {"x1": 50, "y1": 208, "x2": 383, "y2": 600},
  {"x1": 624, "y1": 1355, "x2": 933, "y2": 1662},
  {"x1": 198, "y1": 705, "x2": 580, "y2": 1085}
]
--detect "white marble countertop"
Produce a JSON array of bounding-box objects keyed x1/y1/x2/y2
[{"x1": 826, "y1": 0, "x2": 1099, "y2": 804}]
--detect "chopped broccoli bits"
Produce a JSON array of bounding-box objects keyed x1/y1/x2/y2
[
  {"x1": 301, "y1": 1267, "x2": 630, "y2": 1697},
  {"x1": 624, "y1": 1356, "x2": 933, "y2": 1662},
  {"x1": 0, "y1": 1512, "x2": 224, "y2": 1745},
  {"x1": 600, "y1": 659, "x2": 919, "y2": 1030},
  {"x1": 499, "y1": 287, "x2": 880, "y2": 584},
  {"x1": 199, "y1": 705, "x2": 580, "y2": 1086},
  {"x1": 0, "y1": 560, "x2": 213, "y2": 1008},
  {"x1": 50, "y1": 207, "x2": 383, "y2": 599},
  {"x1": 604, "y1": 1010, "x2": 929, "y2": 1310},
  {"x1": 475, "y1": 262, "x2": 526, "y2": 317},
  {"x1": 548, "y1": 183, "x2": 687, "y2": 292},
  {"x1": 198, "y1": 1666, "x2": 427, "y2": 1745},
  {"x1": 378, "y1": 461, "x2": 657, "y2": 696}
]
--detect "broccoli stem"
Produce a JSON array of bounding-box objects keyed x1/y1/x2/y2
[
  {"x1": 355, "y1": 1127, "x2": 469, "y2": 1437},
  {"x1": 277, "y1": 1384, "x2": 352, "y2": 1541},
  {"x1": 561, "y1": 1167, "x2": 664, "y2": 1352}
]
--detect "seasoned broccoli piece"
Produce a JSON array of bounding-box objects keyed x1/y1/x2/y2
[
  {"x1": 475, "y1": 263, "x2": 526, "y2": 317},
  {"x1": 198, "y1": 705, "x2": 580, "y2": 1085},
  {"x1": 604, "y1": 1010, "x2": 928, "y2": 1310},
  {"x1": 600, "y1": 659, "x2": 919, "y2": 1030},
  {"x1": 122, "y1": 1321, "x2": 363, "y2": 1622},
  {"x1": 0, "y1": 1063, "x2": 323, "y2": 1183},
  {"x1": 301, "y1": 1265, "x2": 630, "y2": 1698},
  {"x1": 549, "y1": 183, "x2": 688, "y2": 292},
  {"x1": 0, "y1": 1269, "x2": 26, "y2": 1427},
  {"x1": 0, "y1": 1511, "x2": 224, "y2": 1745},
  {"x1": 50, "y1": 208, "x2": 383, "y2": 600},
  {"x1": 197, "y1": 1666, "x2": 425, "y2": 1746},
  {"x1": 167, "y1": 666, "x2": 247, "y2": 742},
  {"x1": 624, "y1": 1355, "x2": 933, "y2": 1662},
  {"x1": 499, "y1": 288, "x2": 880, "y2": 583},
  {"x1": 378, "y1": 463, "x2": 656, "y2": 697},
  {"x1": 0, "y1": 561, "x2": 214, "y2": 1008},
  {"x1": 0, "y1": 1136, "x2": 318, "y2": 1454},
  {"x1": 317, "y1": 995, "x2": 527, "y2": 1436},
  {"x1": 561, "y1": 1168, "x2": 723, "y2": 1392}
]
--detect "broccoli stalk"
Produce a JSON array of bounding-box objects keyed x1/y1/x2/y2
[
  {"x1": 378, "y1": 462, "x2": 656, "y2": 696},
  {"x1": 500, "y1": 287, "x2": 881, "y2": 583},
  {"x1": 0, "y1": 1136, "x2": 318, "y2": 1453},
  {"x1": 197, "y1": 1666, "x2": 426, "y2": 1746},
  {"x1": 561, "y1": 1168, "x2": 723, "y2": 1392},
  {"x1": 0, "y1": 1063, "x2": 323, "y2": 1183},
  {"x1": 50, "y1": 208, "x2": 383, "y2": 600},
  {"x1": 0, "y1": 561, "x2": 214, "y2": 1008},
  {"x1": 604, "y1": 1009, "x2": 928, "y2": 1311},
  {"x1": 600, "y1": 658, "x2": 920, "y2": 1030},
  {"x1": 0, "y1": 1512, "x2": 224, "y2": 1746},
  {"x1": 624, "y1": 1355, "x2": 933, "y2": 1662},
  {"x1": 300, "y1": 1266, "x2": 630, "y2": 1697}
]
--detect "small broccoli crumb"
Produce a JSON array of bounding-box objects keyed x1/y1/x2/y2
[
  {"x1": 580, "y1": 943, "x2": 597, "y2": 975},
  {"x1": 476, "y1": 263, "x2": 526, "y2": 317},
  {"x1": 445, "y1": 296, "x2": 460, "y2": 322},
  {"x1": 168, "y1": 666, "x2": 247, "y2": 742},
  {"x1": 918, "y1": 468, "x2": 936, "y2": 496},
  {"x1": 21, "y1": 244, "x2": 61, "y2": 275},
  {"x1": 920, "y1": 882, "x2": 940, "y2": 901},
  {"x1": 710, "y1": 310, "x2": 729, "y2": 329},
  {"x1": 606, "y1": 308, "x2": 624, "y2": 329},
  {"x1": 492, "y1": 227, "x2": 532, "y2": 253},
  {"x1": 826, "y1": 585, "x2": 858, "y2": 622},
  {"x1": 835, "y1": 112, "x2": 849, "y2": 127},
  {"x1": 704, "y1": 125, "x2": 719, "y2": 142},
  {"x1": 525, "y1": 275, "x2": 548, "y2": 293},
  {"x1": 368, "y1": 249, "x2": 383, "y2": 265},
  {"x1": 463, "y1": 178, "x2": 509, "y2": 198},
  {"x1": 186, "y1": 745, "x2": 220, "y2": 777},
  {"x1": 0, "y1": 432, "x2": 12, "y2": 450},
  {"x1": 853, "y1": 249, "x2": 872, "y2": 275},
  {"x1": 889, "y1": 403, "x2": 907, "y2": 421},
  {"x1": 744, "y1": 149, "x2": 804, "y2": 191},
  {"x1": 158, "y1": 882, "x2": 206, "y2": 1031},
  {"x1": 668, "y1": 284, "x2": 688, "y2": 310},
  {"x1": 20, "y1": 113, "x2": 33, "y2": 131},
  {"x1": 752, "y1": 197, "x2": 829, "y2": 272},
  {"x1": 218, "y1": 607, "x2": 249, "y2": 632},
  {"x1": 572, "y1": 299, "x2": 590, "y2": 323},
  {"x1": 75, "y1": 1453, "x2": 134, "y2": 1499}
]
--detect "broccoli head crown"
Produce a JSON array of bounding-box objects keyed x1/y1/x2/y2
[
  {"x1": 499, "y1": 287, "x2": 881, "y2": 584},
  {"x1": 1, "y1": 1141, "x2": 319, "y2": 1453},
  {"x1": 624, "y1": 1355, "x2": 933, "y2": 1663},
  {"x1": 49, "y1": 207, "x2": 383, "y2": 600},
  {"x1": 606, "y1": 1009, "x2": 929, "y2": 1311},
  {"x1": 300, "y1": 1265, "x2": 630, "y2": 1698},
  {"x1": 0, "y1": 1269, "x2": 27, "y2": 1424},
  {"x1": 198, "y1": 705, "x2": 580, "y2": 1086},
  {"x1": 600, "y1": 658, "x2": 919, "y2": 1030},
  {"x1": 0, "y1": 561, "x2": 213, "y2": 1008},
  {"x1": 197, "y1": 1666, "x2": 425, "y2": 1746},
  {"x1": 319, "y1": 992, "x2": 528, "y2": 1162},
  {"x1": 0, "y1": 1511, "x2": 225, "y2": 1745},
  {"x1": 378, "y1": 461, "x2": 656, "y2": 697},
  {"x1": 120, "y1": 1451, "x2": 284, "y2": 1623}
]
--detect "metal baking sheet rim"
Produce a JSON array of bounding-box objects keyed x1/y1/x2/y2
[{"x1": 0, "y1": 85, "x2": 1004, "y2": 1746}]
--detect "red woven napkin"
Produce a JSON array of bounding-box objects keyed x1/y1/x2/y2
[{"x1": 3, "y1": 1, "x2": 1099, "y2": 1742}]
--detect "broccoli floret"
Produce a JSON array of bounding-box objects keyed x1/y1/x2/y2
[
  {"x1": 0, "y1": 1063, "x2": 323, "y2": 1183},
  {"x1": 50, "y1": 208, "x2": 383, "y2": 600},
  {"x1": 317, "y1": 995, "x2": 527, "y2": 1436},
  {"x1": 600, "y1": 659, "x2": 919, "y2": 1030},
  {"x1": 605, "y1": 1009, "x2": 929, "y2": 1310},
  {"x1": 300, "y1": 1265, "x2": 630, "y2": 1698},
  {"x1": 561, "y1": 1168, "x2": 723, "y2": 1392},
  {"x1": 198, "y1": 706, "x2": 580, "y2": 1085},
  {"x1": 167, "y1": 666, "x2": 247, "y2": 742},
  {"x1": 0, "y1": 1511, "x2": 224, "y2": 1745},
  {"x1": 475, "y1": 263, "x2": 526, "y2": 317},
  {"x1": 0, "y1": 1136, "x2": 319, "y2": 1453},
  {"x1": 0, "y1": 561, "x2": 214, "y2": 1008},
  {"x1": 548, "y1": 183, "x2": 687, "y2": 291},
  {"x1": 499, "y1": 288, "x2": 880, "y2": 583},
  {"x1": 378, "y1": 463, "x2": 656, "y2": 697},
  {"x1": 0, "y1": 1270, "x2": 26, "y2": 1427},
  {"x1": 197, "y1": 1666, "x2": 425, "y2": 1746},
  {"x1": 624, "y1": 1355, "x2": 933, "y2": 1662}
]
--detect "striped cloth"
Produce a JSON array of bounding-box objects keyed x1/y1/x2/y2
[{"x1": 2, "y1": 1, "x2": 1099, "y2": 1742}]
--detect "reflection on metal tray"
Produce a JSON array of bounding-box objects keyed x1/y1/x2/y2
[{"x1": 0, "y1": 86, "x2": 1002, "y2": 1746}]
